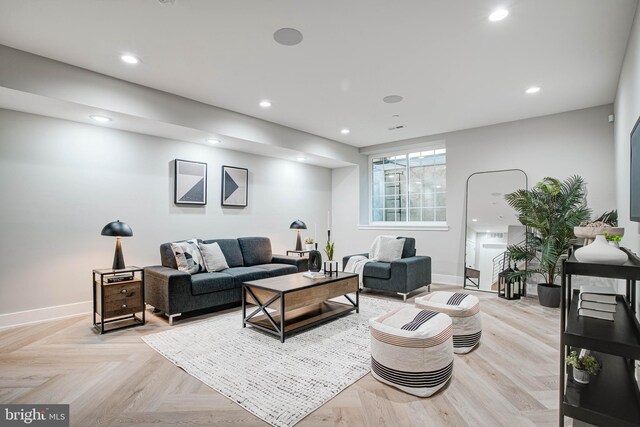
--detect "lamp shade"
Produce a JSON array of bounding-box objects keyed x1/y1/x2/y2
[
  {"x1": 289, "y1": 220, "x2": 307, "y2": 230},
  {"x1": 101, "y1": 220, "x2": 133, "y2": 237}
]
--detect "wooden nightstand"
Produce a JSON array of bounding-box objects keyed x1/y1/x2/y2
[{"x1": 93, "y1": 266, "x2": 145, "y2": 334}]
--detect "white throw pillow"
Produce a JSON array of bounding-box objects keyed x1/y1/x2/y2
[
  {"x1": 170, "y1": 239, "x2": 205, "y2": 274},
  {"x1": 377, "y1": 237, "x2": 405, "y2": 262},
  {"x1": 199, "y1": 242, "x2": 229, "y2": 272}
]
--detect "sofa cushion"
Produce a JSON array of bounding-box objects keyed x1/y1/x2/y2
[
  {"x1": 190, "y1": 272, "x2": 236, "y2": 295},
  {"x1": 221, "y1": 266, "x2": 270, "y2": 283},
  {"x1": 400, "y1": 237, "x2": 416, "y2": 258},
  {"x1": 254, "y1": 263, "x2": 298, "y2": 277},
  {"x1": 238, "y1": 237, "x2": 273, "y2": 266},
  {"x1": 201, "y1": 239, "x2": 244, "y2": 267},
  {"x1": 170, "y1": 239, "x2": 206, "y2": 274},
  {"x1": 364, "y1": 262, "x2": 392, "y2": 280},
  {"x1": 199, "y1": 242, "x2": 230, "y2": 272},
  {"x1": 377, "y1": 237, "x2": 405, "y2": 262}
]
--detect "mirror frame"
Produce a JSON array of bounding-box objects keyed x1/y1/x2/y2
[{"x1": 463, "y1": 169, "x2": 528, "y2": 293}]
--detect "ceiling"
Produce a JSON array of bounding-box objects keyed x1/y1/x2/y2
[{"x1": 0, "y1": 0, "x2": 637, "y2": 148}]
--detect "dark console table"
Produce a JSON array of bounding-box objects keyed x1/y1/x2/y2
[{"x1": 559, "y1": 248, "x2": 640, "y2": 426}]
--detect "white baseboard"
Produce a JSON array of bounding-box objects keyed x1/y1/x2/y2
[
  {"x1": 0, "y1": 301, "x2": 92, "y2": 329},
  {"x1": 433, "y1": 274, "x2": 464, "y2": 286}
]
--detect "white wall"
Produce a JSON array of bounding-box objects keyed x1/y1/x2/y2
[
  {"x1": 615, "y1": 3, "x2": 640, "y2": 253},
  {"x1": 0, "y1": 109, "x2": 332, "y2": 322},
  {"x1": 333, "y1": 105, "x2": 616, "y2": 284}
]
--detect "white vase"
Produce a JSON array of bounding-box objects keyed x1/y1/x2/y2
[
  {"x1": 574, "y1": 234, "x2": 628, "y2": 265},
  {"x1": 305, "y1": 244, "x2": 315, "y2": 251},
  {"x1": 573, "y1": 368, "x2": 590, "y2": 384}
]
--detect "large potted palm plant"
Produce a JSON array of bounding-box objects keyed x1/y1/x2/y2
[{"x1": 505, "y1": 176, "x2": 591, "y2": 307}]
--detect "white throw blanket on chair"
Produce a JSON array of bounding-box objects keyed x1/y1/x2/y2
[{"x1": 344, "y1": 235, "x2": 398, "y2": 288}]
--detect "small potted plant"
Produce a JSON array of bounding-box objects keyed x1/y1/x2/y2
[
  {"x1": 565, "y1": 351, "x2": 600, "y2": 384},
  {"x1": 323, "y1": 240, "x2": 337, "y2": 275},
  {"x1": 304, "y1": 237, "x2": 315, "y2": 251},
  {"x1": 604, "y1": 232, "x2": 622, "y2": 248}
]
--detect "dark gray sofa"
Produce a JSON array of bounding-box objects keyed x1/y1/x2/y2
[
  {"x1": 342, "y1": 237, "x2": 431, "y2": 301},
  {"x1": 144, "y1": 237, "x2": 307, "y2": 324}
]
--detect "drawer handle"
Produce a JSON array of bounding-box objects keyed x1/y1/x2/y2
[
  {"x1": 121, "y1": 289, "x2": 128, "y2": 293},
  {"x1": 121, "y1": 304, "x2": 128, "y2": 308}
]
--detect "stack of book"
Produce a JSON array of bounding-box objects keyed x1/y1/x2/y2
[
  {"x1": 578, "y1": 284, "x2": 618, "y2": 321},
  {"x1": 106, "y1": 273, "x2": 134, "y2": 283}
]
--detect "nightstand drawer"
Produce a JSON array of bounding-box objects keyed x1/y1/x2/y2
[
  {"x1": 103, "y1": 281, "x2": 142, "y2": 302},
  {"x1": 103, "y1": 302, "x2": 144, "y2": 319}
]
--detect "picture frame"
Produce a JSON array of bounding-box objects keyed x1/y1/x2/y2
[
  {"x1": 174, "y1": 159, "x2": 207, "y2": 205},
  {"x1": 221, "y1": 165, "x2": 248, "y2": 207}
]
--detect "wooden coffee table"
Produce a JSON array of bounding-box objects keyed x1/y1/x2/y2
[{"x1": 242, "y1": 272, "x2": 359, "y2": 342}]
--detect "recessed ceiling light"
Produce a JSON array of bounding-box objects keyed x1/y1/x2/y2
[
  {"x1": 340, "y1": 128, "x2": 350, "y2": 135},
  {"x1": 259, "y1": 100, "x2": 272, "y2": 108},
  {"x1": 489, "y1": 9, "x2": 509, "y2": 22},
  {"x1": 273, "y1": 28, "x2": 303, "y2": 46},
  {"x1": 472, "y1": 218, "x2": 478, "y2": 222},
  {"x1": 383, "y1": 95, "x2": 403, "y2": 104},
  {"x1": 525, "y1": 86, "x2": 541, "y2": 94},
  {"x1": 207, "y1": 138, "x2": 221, "y2": 144},
  {"x1": 90, "y1": 115, "x2": 112, "y2": 123},
  {"x1": 296, "y1": 156, "x2": 306, "y2": 161},
  {"x1": 120, "y1": 54, "x2": 140, "y2": 64},
  {"x1": 487, "y1": 230, "x2": 491, "y2": 233}
]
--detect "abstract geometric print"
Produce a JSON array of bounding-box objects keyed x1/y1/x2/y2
[
  {"x1": 175, "y1": 159, "x2": 207, "y2": 205},
  {"x1": 221, "y1": 165, "x2": 248, "y2": 207}
]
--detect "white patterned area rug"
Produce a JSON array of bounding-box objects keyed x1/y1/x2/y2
[{"x1": 142, "y1": 296, "x2": 404, "y2": 427}]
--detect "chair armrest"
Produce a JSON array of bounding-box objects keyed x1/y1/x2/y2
[
  {"x1": 342, "y1": 253, "x2": 368, "y2": 271},
  {"x1": 272, "y1": 255, "x2": 308, "y2": 272},
  {"x1": 390, "y1": 256, "x2": 432, "y2": 292},
  {"x1": 143, "y1": 265, "x2": 192, "y2": 314}
]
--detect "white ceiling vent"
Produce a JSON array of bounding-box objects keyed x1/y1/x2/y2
[{"x1": 158, "y1": 0, "x2": 175, "y2": 5}]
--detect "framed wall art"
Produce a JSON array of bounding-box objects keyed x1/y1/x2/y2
[
  {"x1": 174, "y1": 159, "x2": 207, "y2": 205},
  {"x1": 221, "y1": 165, "x2": 248, "y2": 207}
]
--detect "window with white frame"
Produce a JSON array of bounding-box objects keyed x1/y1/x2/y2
[{"x1": 370, "y1": 146, "x2": 446, "y2": 224}]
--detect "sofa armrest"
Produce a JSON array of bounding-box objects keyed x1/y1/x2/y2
[
  {"x1": 390, "y1": 256, "x2": 432, "y2": 292},
  {"x1": 272, "y1": 255, "x2": 308, "y2": 272},
  {"x1": 342, "y1": 253, "x2": 368, "y2": 271},
  {"x1": 144, "y1": 265, "x2": 192, "y2": 315}
]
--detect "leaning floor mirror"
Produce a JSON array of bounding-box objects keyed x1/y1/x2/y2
[{"x1": 464, "y1": 169, "x2": 527, "y2": 293}]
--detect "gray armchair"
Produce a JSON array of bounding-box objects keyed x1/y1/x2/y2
[{"x1": 342, "y1": 237, "x2": 431, "y2": 301}]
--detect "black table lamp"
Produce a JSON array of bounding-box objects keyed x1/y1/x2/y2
[
  {"x1": 289, "y1": 220, "x2": 307, "y2": 251},
  {"x1": 101, "y1": 220, "x2": 133, "y2": 270}
]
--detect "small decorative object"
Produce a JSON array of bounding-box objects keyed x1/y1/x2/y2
[
  {"x1": 574, "y1": 234, "x2": 628, "y2": 265},
  {"x1": 290, "y1": 220, "x2": 307, "y2": 251},
  {"x1": 574, "y1": 210, "x2": 624, "y2": 245},
  {"x1": 101, "y1": 220, "x2": 133, "y2": 270},
  {"x1": 604, "y1": 232, "x2": 622, "y2": 248},
  {"x1": 304, "y1": 237, "x2": 315, "y2": 251},
  {"x1": 323, "y1": 234, "x2": 338, "y2": 276},
  {"x1": 175, "y1": 159, "x2": 207, "y2": 205},
  {"x1": 308, "y1": 250, "x2": 322, "y2": 272},
  {"x1": 221, "y1": 165, "x2": 248, "y2": 207},
  {"x1": 565, "y1": 350, "x2": 600, "y2": 384}
]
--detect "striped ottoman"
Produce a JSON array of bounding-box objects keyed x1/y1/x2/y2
[
  {"x1": 369, "y1": 306, "x2": 453, "y2": 397},
  {"x1": 415, "y1": 292, "x2": 482, "y2": 354}
]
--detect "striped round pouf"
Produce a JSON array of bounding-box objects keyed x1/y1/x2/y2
[
  {"x1": 369, "y1": 306, "x2": 453, "y2": 397},
  {"x1": 415, "y1": 291, "x2": 482, "y2": 354}
]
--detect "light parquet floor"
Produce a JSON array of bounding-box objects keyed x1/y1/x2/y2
[{"x1": 0, "y1": 284, "x2": 570, "y2": 426}]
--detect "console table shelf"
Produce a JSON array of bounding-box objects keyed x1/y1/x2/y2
[
  {"x1": 560, "y1": 249, "x2": 640, "y2": 426},
  {"x1": 563, "y1": 352, "x2": 640, "y2": 427}
]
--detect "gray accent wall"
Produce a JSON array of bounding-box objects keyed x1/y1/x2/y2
[
  {"x1": 0, "y1": 109, "x2": 332, "y2": 316},
  {"x1": 615, "y1": 2, "x2": 640, "y2": 254},
  {"x1": 334, "y1": 104, "x2": 616, "y2": 283}
]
